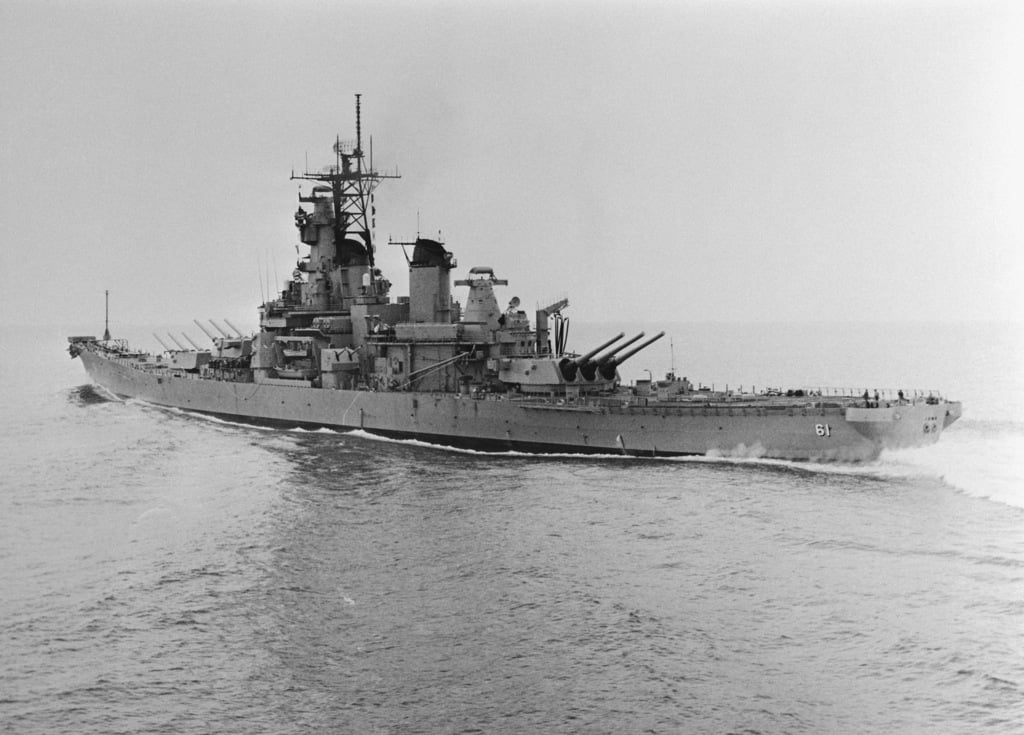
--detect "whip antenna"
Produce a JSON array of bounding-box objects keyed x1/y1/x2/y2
[
  {"x1": 103, "y1": 290, "x2": 111, "y2": 341},
  {"x1": 355, "y1": 93, "x2": 362, "y2": 155}
]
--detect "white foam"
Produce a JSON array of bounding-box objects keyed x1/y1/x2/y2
[
  {"x1": 873, "y1": 422, "x2": 1024, "y2": 509},
  {"x1": 91, "y1": 384, "x2": 123, "y2": 402},
  {"x1": 111, "y1": 394, "x2": 1024, "y2": 508},
  {"x1": 344, "y1": 429, "x2": 632, "y2": 459}
]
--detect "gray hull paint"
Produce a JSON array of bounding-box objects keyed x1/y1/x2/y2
[{"x1": 80, "y1": 351, "x2": 956, "y2": 461}]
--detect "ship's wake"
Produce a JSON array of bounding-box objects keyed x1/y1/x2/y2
[
  {"x1": 98, "y1": 397, "x2": 1024, "y2": 510},
  {"x1": 67, "y1": 383, "x2": 118, "y2": 405},
  {"x1": 343, "y1": 429, "x2": 636, "y2": 461},
  {"x1": 871, "y1": 419, "x2": 1024, "y2": 510},
  {"x1": 346, "y1": 427, "x2": 1024, "y2": 509}
]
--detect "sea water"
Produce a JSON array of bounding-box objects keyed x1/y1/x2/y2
[{"x1": 1, "y1": 322, "x2": 1022, "y2": 734}]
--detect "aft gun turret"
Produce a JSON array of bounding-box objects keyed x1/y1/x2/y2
[
  {"x1": 153, "y1": 333, "x2": 174, "y2": 353},
  {"x1": 182, "y1": 333, "x2": 204, "y2": 351},
  {"x1": 596, "y1": 331, "x2": 666, "y2": 380},
  {"x1": 167, "y1": 333, "x2": 187, "y2": 351},
  {"x1": 558, "y1": 332, "x2": 624, "y2": 382}
]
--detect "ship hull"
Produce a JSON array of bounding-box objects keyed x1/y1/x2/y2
[{"x1": 79, "y1": 350, "x2": 960, "y2": 461}]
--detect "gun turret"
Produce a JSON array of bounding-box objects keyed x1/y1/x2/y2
[
  {"x1": 597, "y1": 331, "x2": 666, "y2": 380},
  {"x1": 223, "y1": 318, "x2": 245, "y2": 338},
  {"x1": 193, "y1": 319, "x2": 217, "y2": 342},
  {"x1": 558, "y1": 332, "x2": 625, "y2": 382},
  {"x1": 182, "y1": 333, "x2": 204, "y2": 351},
  {"x1": 579, "y1": 332, "x2": 645, "y2": 381},
  {"x1": 167, "y1": 333, "x2": 187, "y2": 351},
  {"x1": 209, "y1": 320, "x2": 232, "y2": 339},
  {"x1": 153, "y1": 333, "x2": 174, "y2": 353}
]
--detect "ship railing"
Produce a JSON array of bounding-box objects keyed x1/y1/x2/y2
[
  {"x1": 792, "y1": 387, "x2": 945, "y2": 405},
  {"x1": 365, "y1": 333, "x2": 397, "y2": 344},
  {"x1": 485, "y1": 387, "x2": 947, "y2": 407},
  {"x1": 275, "y1": 304, "x2": 348, "y2": 313},
  {"x1": 740, "y1": 387, "x2": 946, "y2": 408}
]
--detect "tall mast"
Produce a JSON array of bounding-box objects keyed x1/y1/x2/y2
[
  {"x1": 103, "y1": 290, "x2": 111, "y2": 341},
  {"x1": 290, "y1": 94, "x2": 398, "y2": 268}
]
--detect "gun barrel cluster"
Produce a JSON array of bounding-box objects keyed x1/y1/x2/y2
[{"x1": 559, "y1": 331, "x2": 666, "y2": 383}]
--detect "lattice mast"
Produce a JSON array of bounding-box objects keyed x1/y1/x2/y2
[{"x1": 290, "y1": 94, "x2": 399, "y2": 268}]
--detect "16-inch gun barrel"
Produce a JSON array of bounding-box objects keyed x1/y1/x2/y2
[
  {"x1": 596, "y1": 332, "x2": 645, "y2": 365},
  {"x1": 579, "y1": 332, "x2": 646, "y2": 381},
  {"x1": 558, "y1": 332, "x2": 625, "y2": 381},
  {"x1": 598, "y1": 331, "x2": 666, "y2": 380}
]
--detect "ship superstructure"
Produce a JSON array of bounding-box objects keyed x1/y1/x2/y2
[
  {"x1": 245, "y1": 96, "x2": 664, "y2": 399},
  {"x1": 68, "y1": 97, "x2": 962, "y2": 461}
]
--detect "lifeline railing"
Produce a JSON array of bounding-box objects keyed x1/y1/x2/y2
[{"x1": 637, "y1": 382, "x2": 948, "y2": 404}]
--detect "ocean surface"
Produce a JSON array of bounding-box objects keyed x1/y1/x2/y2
[{"x1": 2, "y1": 321, "x2": 1022, "y2": 734}]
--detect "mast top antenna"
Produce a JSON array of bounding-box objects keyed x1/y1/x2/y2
[{"x1": 355, "y1": 93, "x2": 362, "y2": 156}]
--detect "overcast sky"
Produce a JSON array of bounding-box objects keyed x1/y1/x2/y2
[{"x1": 2, "y1": 0, "x2": 1021, "y2": 331}]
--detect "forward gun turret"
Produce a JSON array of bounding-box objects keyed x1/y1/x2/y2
[
  {"x1": 579, "y1": 332, "x2": 645, "y2": 381},
  {"x1": 558, "y1": 332, "x2": 624, "y2": 382},
  {"x1": 596, "y1": 331, "x2": 666, "y2": 380}
]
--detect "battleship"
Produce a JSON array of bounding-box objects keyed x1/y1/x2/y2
[{"x1": 69, "y1": 97, "x2": 961, "y2": 461}]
